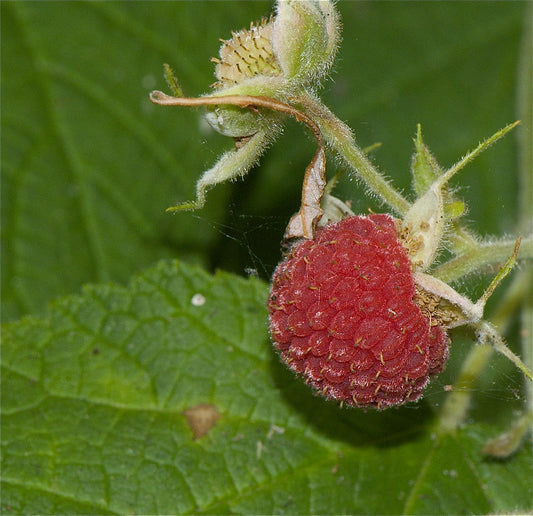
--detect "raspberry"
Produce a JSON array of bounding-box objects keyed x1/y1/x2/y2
[{"x1": 268, "y1": 214, "x2": 449, "y2": 409}]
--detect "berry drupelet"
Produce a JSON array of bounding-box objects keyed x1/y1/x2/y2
[{"x1": 268, "y1": 214, "x2": 449, "y2": 409}]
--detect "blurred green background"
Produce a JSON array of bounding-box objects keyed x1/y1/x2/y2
[{"x1": 2, "y1": 1, "x2": 527, "y2": 321}]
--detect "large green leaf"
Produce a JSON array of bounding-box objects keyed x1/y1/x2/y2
[
  {"x1": 2, "y1": 261, "x2": 531, "y2": 515},
  {"x1": 1, "y1": 0, "x2": 271, "y2": 319},
  {"x1": 1, "y1": 1, "x2": 527, "y2": 319}
]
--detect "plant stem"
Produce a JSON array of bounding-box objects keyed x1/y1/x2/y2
[
  {"x1": 432, "y1": 234, "x2": 533, "y2": 284},
  {"x1": 437, "y1": 342, "x2": 494, "y2": 434},
  {"x1": 522, "y1": 273, "x2": 533, "y2": 418},
  {"x1": 294, "y1": 94, "x2": 412, "y2": 215},
  {"x1": 479, "y1": 321, "x2": 533, "y2": 383},
  {"x1": 517, "y1": 1, "x2": 533, "y2": 425},
  {"x1": 437, "y1": 272, "x2": 531, "y2": 433},
  {"x1": 435, "y1": 12, "x2": 533, "y2": 435}
]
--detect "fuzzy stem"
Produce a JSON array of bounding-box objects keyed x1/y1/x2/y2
[
  {"x1": 522, "y1": 272, "x2": 533, "y2": 419},
  {"x1": 150, "y1": 91, "x2": 324, "y2": 143},
  {"x1": 293, "y1": 94, "x2": 412, "y2": 215},
  {"x1": 447, "y1": 224, "x2": 480, "y2": 254},
  {"x1": 437, "y1": 343, "x2": 494, "y2": 434},
  {"x1": 481, "y1": 411, "x2": 533, "y2": 457},
  {"x1": 474, "y1": 237, "x2": 521, "y2": 312},
  {"x1": 437, "y1": 273, "x2": 531, "y2": 433},
  {"x1": 432, "y1": 234, "x2": 533, "y2": 284},
  {"x1": 478, "y1": 321, "x2": 533, "y2": 382},
  {"x1": 517, "y1": 2, "x2": 533, "y2": 425}
]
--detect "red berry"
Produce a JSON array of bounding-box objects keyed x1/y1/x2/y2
[{"x1": 268, "y1": 214, "x2": 449, "y2": 409}]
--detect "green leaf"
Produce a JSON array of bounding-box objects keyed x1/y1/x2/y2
[
  {"x1": 2, "y1": 261, "x2": 531, "y2": 515},
  {"x1": 2, "y1": 1, "x2": 527, "y2": 319},
  {"x1": 1, "y1": 0, "x2": 272, "y2": 320}
]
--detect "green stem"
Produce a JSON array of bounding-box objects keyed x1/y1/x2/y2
[
  {"x1": 479, "y1": 320, "x2": 533, "y2": 383},
  {"x1": 517, "y1": 1, "x2": 533, "y2": 426},
  {"x1": 437, "y1": 343, "x2": 494, "y2": 434},
  {"x1": 294, "y1": 94, "x2": 412, "y2": 215},
  {"x1": 437, "y1": 272, "x2": 531, "y2": 434},
  {"x1": 481, "y1": 411, "x2": 533, "y2": 457},
  {"x1": 432, "y1": 234, "x2": 533, "y2": 284},
  {"x1": 447, "y1": 224, "x2": 480, "y2": 254},
  {"x1": 437, "y1": 6, "x2": 533, "y2": 435},
  {"x1": 523, "y1": 273, "x2": 533, "y2": 418}
]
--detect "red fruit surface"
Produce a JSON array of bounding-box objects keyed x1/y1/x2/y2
[{"x1": 268, "y1": 214, "x2": 449, "y2": 409}]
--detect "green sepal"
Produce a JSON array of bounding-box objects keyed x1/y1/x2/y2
[
  {"x1": 163, "y1": 63, "x2": 184, "y2": 97},
  {"x1": 411, "y1": 124, "x2": 442, "y2": 196},
  {"x1": 166, "y1": 129, "x2": 280, "y2": 212},
  {"x1": 444, "y1": 200, "x2": 466, "y2": 220}
]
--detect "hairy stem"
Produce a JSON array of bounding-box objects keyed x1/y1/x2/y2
[
  {"x1": 478, "y1": 321, "x2": 533, "y2": 383},
  {"x1": 437, "y1": 272, "x2": 531, "y2": 433},
  {"x1": 441, "y1": 7, "x2": 533, "y2": 440},
  {"x1": 150, "y1": 91, "x2": 324, "y2": 143},
  {"x1": 293, "y1": 94, "x2": 412, "y2": 215},
  {"x1": 432, "y1": 234, "x2": 533, "y2": 284},
  {"x1": 437, "y1": 342, "x2": 494, "y2": 434},
  {"x1": 517, "y1": 1, "x2": 533, "y2": 424}
]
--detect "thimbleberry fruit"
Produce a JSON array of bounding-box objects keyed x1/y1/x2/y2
[{"x1": 268, "y1": 214, "x2": 449, "y2": 409}]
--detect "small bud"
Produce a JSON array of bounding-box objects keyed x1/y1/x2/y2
[{"x1": 272, "y1": 0, "x2": 340, "y2": 85}]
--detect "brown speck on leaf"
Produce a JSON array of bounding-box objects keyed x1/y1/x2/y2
[{"x1": 183, "y1": 404, "x2": 221, "y2": 440}]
